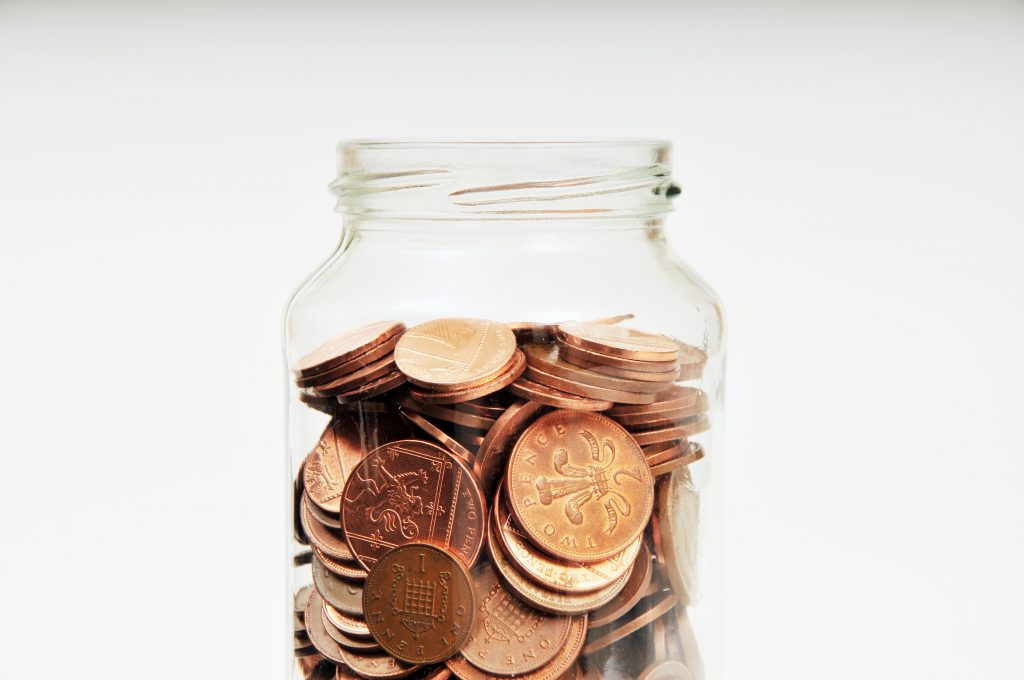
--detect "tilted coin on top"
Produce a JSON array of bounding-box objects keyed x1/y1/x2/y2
[{"x1": 394, "y1": 318, "x2": 517, "y2": 390}]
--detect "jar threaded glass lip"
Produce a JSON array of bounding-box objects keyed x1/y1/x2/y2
[{"x1": 331, "y1": 138, "x2": 677, "y2": 220}]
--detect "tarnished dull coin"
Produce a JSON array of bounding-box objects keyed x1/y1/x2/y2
[{"x1": 363, "y1": 544, "x2": 475, "y2": 665}]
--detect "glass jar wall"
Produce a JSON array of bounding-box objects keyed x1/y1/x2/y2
[{"x1": 285, "y1": 140, "x2": 725, "y2": 680}]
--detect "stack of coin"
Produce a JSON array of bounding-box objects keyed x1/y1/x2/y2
[
  {"x1": 293, "y1": 321, "x2": 408, "y2": 405},
  {"x1": 395, "y1": 318, "x2": 525, "y2": 405},
  {"x1": 290, "y1": 316, "x2": 710, "y2": 680}
]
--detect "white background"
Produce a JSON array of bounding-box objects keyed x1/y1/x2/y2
[{"x1": 1, "y1": 1, "x2": 1022, "y2": 678}]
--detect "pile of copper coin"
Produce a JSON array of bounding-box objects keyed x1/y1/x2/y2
[{"x1": 292, "y1": 317, "x2": 710, "y2": 680}]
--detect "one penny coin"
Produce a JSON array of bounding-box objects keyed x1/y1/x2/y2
[
  {"x1": 445, "y1": 613, "x2": 587, "y2": 680},
  {"x1": 395, "y1": 318, "x2": 517, "y2": 390},
  {"x1": 324, "y1": 601, "x2": 372, "y2": 638},
  {"x1": 556, "y1": 322, "x2": 679, "y2": 362},
  {"x1": 506, "y1": 410, "x2": 653, "y2": 562},
  {"x1": 493, "y1": 497, "x2": 640, "y2": 594},
  {"x1": 341, "y1": 440, "x2": 486, "y2": 570},
  {"x1": 294, "y1": 321, "x2": 405, "y2": 378},
  {"x1": 363, "y1": 544, "x2": 475, "y2": 665},
  {"x1": 460, "y1": 561, "x2": 572, "y2": 675}
]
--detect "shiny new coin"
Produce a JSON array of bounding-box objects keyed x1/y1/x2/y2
[
  {"x1": 395, "y1": 318, "x2": 517, "y2": 390},
  {"x1": 505, "y1": 410, "x2": 653, "y2": 562},
  {"x1": 294, "y1": 321, "x2": 405, "y2": 378},
  {"x1": 556, "y1": 322, "x2": 679, "y2": 362}
]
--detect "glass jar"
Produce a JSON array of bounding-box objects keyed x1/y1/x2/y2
[{"x1": 285, "y1": 140, "x2": 725, "y2": 680}]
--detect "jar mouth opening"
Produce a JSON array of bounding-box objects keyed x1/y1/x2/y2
[{"x1": 332, "y1": 138, "x2": 677, "y2": 220}]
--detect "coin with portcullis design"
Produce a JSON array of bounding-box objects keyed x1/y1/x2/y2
[
  {"x1": 363, "y1": 544, "x2": 475, "y2": 665},
  {"x1": 341, "y1": 439, "x2": 485, "y2": 570}
]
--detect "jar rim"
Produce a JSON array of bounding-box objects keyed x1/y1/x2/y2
[
  {"x1": 340, "y1": 138, "x2": 670, "y2": 150},
  {"x1": 332, "y1": 138, "x2": 677, "y2": 220}
]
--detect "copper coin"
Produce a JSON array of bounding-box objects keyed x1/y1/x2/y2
[
  {"x1": 302, "y1": 496, "x2": 357, "y2": 562},
  {"x1": 304, "y1": 413, "x2": 413, "y2": 514},
  {"x1": 460, "y1": 561, "x2": 572, "y2": 674},
  {"x1": 295, "y1": 321, "x2": 406, "y2": 378},
  {"x1": 649, "y1": 455, "x2": 698, "y2": 478},
  {"x1": 607, "y1": 387, "x2": 704, "y2": 416},
  {"x1": 486, "y1": 511, "x2": 630, "y2": 615},
  {"x1": 522, "y1": 344, "x2": 675, "y2": 395},
  {"x1": 506, "y1": 410, "x2": 653, "y2": 562},
  {"x1": 557, "y1": 343, "x2": 678, "y2": 373},
  {"x1": 556, "y1": 323, "x2": 679, "y2": 362},
  {"x1": 452, "y1": 398, "x2": 508, "y2": 419},
  {"x1": 304, "y1": 491, "x2": 343, "y2": 530},
  {"x1": 338, "y1": 646, "x2": 421, "y2": 679},
  {"x1": 629, "y1": 415, "x2": 710, "y2": 446},
  {"x1": 312, "y1": 355, "x2": 399, "y2": 397},
  {"x1": 395, "y1": 318, "x2": 517, "y2": 390},
  {"x1": 297, "y1": 335, "x2": 402, "y2": 389},
  {"x1": 506, "y1": 378, "x2": 612, "y2": 411},
  {"x1": 313, "y1": 544, "x2": 369, "y2": 581},
  {"x1": 341, "y1": 439, "x2": 486, "y2": 570},
  {"x1": 304, "y1": 589, "x2": 349, "y2": 664},
  {"x1": 638, "y1": 661, "x2": 693, "y2": 680},
  {"x1": 313, "y1": 555, "x2": 365, "y2": 616},
  {"x1": 408, "y1": 350, "x2": 525, "y2": 405},
  {"x1": 570, "y1": 360, "x2": 682, "y2": 383},
  {"x1": 581, "y1": 591, "x2": 678, "y2": 655},
  {"x1": 588, "y1": 544, "x2": 653, "y2": 628},
  {"x1": 617, "y1": 408, "x2": 709, "y2": 430},
  {"x1": 656, "y1": 469, "x2": 700, "y2": 606},
  {"x1": 445, "y1": 613, "x2": 587, "y2": 680},
  {"x1": 400, "y1": 411, "x2": 475, "y2": 464},
  {"x1": 335, "y1": 370, "x2": 407, "y2": 404},
  {"x1": 400, "y1": 394, "x2": 496, "y2": 431},
  {"x1": 361, "y1": 543, "x2": 475, "y2": 664},
  {"x1": 473, "y1": 400, "x2": 547, "y2": 498},
  {"x1": 324, "y1": 600, "x2": 372, "y2": 638},
  {"x1": 324, "y1": 613, "x2": 382, "y2": 651},
  {"x1": 494, "y1": 497, "x2": 641, "y2": 594},
  {"x1": 643, "y1": 440, "x2": 688, "y2": 466},
  {"x1": 523, "y1": 363, "x2": 657, "y2": 405}
]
